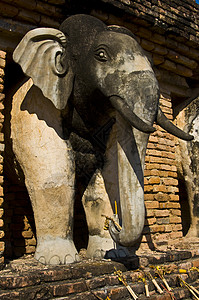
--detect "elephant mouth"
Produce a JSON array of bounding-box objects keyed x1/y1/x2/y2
[
  {"x1": 109, "y1": 95, "x2": 193, "y2": 141},
  {"x1": 109, "y1": 95, "x2": 156, "y2": 133}
]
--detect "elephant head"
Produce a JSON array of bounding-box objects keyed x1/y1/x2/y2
[{"x1": 13, "y1": 14, "x2": 193, "y2": 250}]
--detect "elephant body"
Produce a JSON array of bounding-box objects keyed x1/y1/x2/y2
[{"x1": 10, "y1": 14, "x2": 193, "y2": 264}]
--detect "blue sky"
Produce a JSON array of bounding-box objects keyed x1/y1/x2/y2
[{"x1": 196, "y1": 0, "x2": 199, "y2": 3}]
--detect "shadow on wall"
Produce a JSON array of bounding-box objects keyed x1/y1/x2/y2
[
  {"x1": 3, "y1": 181, "x2": 36, "y2": 259},
  {"x1": 178, "y1": 176, "x2": 191, "y2": 236}
]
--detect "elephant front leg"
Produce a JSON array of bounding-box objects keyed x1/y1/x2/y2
[
  {"x1": 82, "y1": 170, "x2": 115, "y2": 258},
  {"x1": 31, "y1": 181, "x2": 79, "y2": 265},
  {"x1": 19, "y1": 144, "x2": 78, "y2": 265},
  {"x1": 11, "y1": 83, "x2": 79, "y2": 264},
  {"x1": 20, "y1": 142, "x2": 79, "y2": 264}
]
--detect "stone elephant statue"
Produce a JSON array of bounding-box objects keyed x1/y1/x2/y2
[{"x1": 10, "y1": 14, "x2": 193, "y2": 265}]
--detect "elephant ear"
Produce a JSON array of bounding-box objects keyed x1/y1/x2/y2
[{"x1": 13, "y1": 28, "x2": 74, "y2": 110}]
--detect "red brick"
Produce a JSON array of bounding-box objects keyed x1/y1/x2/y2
[
  {"x1": 170, "y1": 209, "x2": 181, "y2": 216},
  {"x1": 176, "y1": 64, "x2": 193, "y2": 77},
  {"x1": 140, "y1": 38, "x2": 155, "y2": 51},
  {"x1": 145, "y1": 217, "x2": 156, "y2": 225},
  {"x1": 168, "y1": 171, "x2": 178, "y2": 178},
  {"x1": 161, "y1": 107, "x2": 173, "y2": 115},
  {"x1": 153, "y1": 44, "x2": 168, "y2": 56},
  {"x1": 144, "y1": 185, "x2": 153, "y2": 192},
  {"x1": 153, "y1": 54, "x2": 165, "y2": 65},
  {"x1": 159, "y1": 165, "x2": 177, "y2": 171},
  {"x1": 0, "y1": 208, "x2": 3, "y2": 218},
  {"x1": 0, "y1": 68, "x2": 4, "y2": 78},
  {"x1": 148, "y1": 177, "x2": 161, "y2": 184},
  {"x1": 106, "y1": 275, "x2": 119, "y2": 286},
  {"x1": 0, "y1": 51, "x2": 6, "y2": 59},
  {"x1": 146, "y1": 142, "x2": 156, "y2": 149},
  {"x1": 0, "y1": 241, "x2": 4, "y2": 251},
  {"x1": 159, "y1": 202, "x2": 167, "y2": 209},
  {"x1": 157, "y1": 217, "x2": 170, "y2": 225},
  {"x1": 164, "y1": 224, "x2": 173, "y2": 232},
  {"x1": 53, "y1": 280, "x2": 87, "y2": 296},
  {"x1": 138, "y1": 27, "x2": 152, "y2": 39},
  {"x1": 144, "y1": 194, "x2": 155, "y2": 200},
  {"x1": 144, "y1": 169, "x2": 151, "y2": 176},
  {"x1": 154, "y1": 210, "x2": 170, "y2": 217},
  {"x1": 192, "y1": 259, "x2": 199, "y2": 268},
  {"x1": 0, "y1": 58, "x2": 6, "y2": 69},
  {"x1": 159, "y1": 99, "x2": 172, "y2": 108},
  {"x1": 148, "y1": 136, "x2": 158, "y2": 143},
  {"x1": 150, "y1": 169, "x2": 160, "y2": 176},
  {"x1": 145, "y1": 201, "x2": 159, "y2": 209},
  {"x1": 172, "y1": 224, "x2": 182, "y2": 231},
  {"x1": 145, "y1": 163, "x2": 160, "y2": 170},
  {"x1": 148, "y1": 157, "x2": 175, "y2": 165},
  {"x1": 169, "y1": 194, "x2": 180, "y2": 201},
  {"x1": 153, "y1": 185, "x2": 167, "y2": 193},
  {"x1": 146, "y1": 210, "x2": 155, "y2": 217},
  {"x1": 169, "y1": 231, "x2": 183, "y2": 239},
  {"x1": 146, "y1": 149, "x2": 162, "y2": 156},
  {"x1": 86, "y1": 277, "x2": 106, "y2": 290},
  {"x1": 109, "y1": 286, "x2": 129, "y2": 299},
  {"x1": 158, "y1": 138, "x2": 175, "y2": 147},
  {"x1": 22, "y1": 230, "x2": 33, "y2": 238},
  {"x1": 0, "y1": 103, "x2": 4, "y2": 110},
  {"x1": 166, "y1": 202, "x2": 180, "y2": 209},
  {"x1": 167, "y1": 187, "x2": 179, "y2": 193},
  {"x1": 151, "y1": 32, "x2": 166, "y2": 45},
  {"x1": 151, "y1": 225, "x2": 165, "y2": 232},
  {"x1": 40, "y1": 15, "x2": 60, "y2": 27},
  {"x1": 25, "y1": 237, "x2": 36, "y2": 246},
  {"x1": 163, "y1": 178, "x2": 178, "y2": 186},
  {"x1": 170, "y1": 216, "x2": 181, "y2": 223},
  {"x1": 154, "y1": 193, "x2": 170, "y2": 202}
]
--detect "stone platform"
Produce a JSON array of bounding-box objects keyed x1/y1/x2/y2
[{"x1": 1, "y1": 239, "x2": 199, "y2": 299}]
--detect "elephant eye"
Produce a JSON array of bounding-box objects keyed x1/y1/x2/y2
[{"x1": 95, "y1": 49, "x2": 108, "y2": 62}]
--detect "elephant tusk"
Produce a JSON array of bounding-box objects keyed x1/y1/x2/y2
[
  {"x1": 109, "y1": 96, "x2": 156, "y2": 133},
  {"x1": 156, "y1": 108, "x2": 194, "y2": 141},
  {"x1": 108, "y1": 218, "x2": 143, "y2": 247}
]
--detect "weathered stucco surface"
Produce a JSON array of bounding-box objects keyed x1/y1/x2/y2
[{"x1": 176, "y1": 97, "x2": 199, "y2": 237}]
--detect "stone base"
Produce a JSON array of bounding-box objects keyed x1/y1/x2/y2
[{"x1": 1, "y1": 243, "x2": 199, "y2": 299}]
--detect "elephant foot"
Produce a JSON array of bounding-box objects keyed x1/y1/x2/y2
[
  {"x1": 86, "y1": 235, "x2": 115, "y2": 258},
  {"x1": 35, "y1": 237, "x2": 80, "y2": 265}
]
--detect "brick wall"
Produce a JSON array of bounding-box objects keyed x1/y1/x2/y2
[
  {"x1": 3, "y1": 184, "x2": 36, "y2": 259},
  {"x1": 142, "y1": 93, "x2": 182, "y2": 251},
  {"x1": 0, "y1": 0, "x2": 199, "y2": 260},
  {"x1": 0, "y1": 51, "x2": 6, "y2": 266},
  {"x1": 0, "y1": 0, "x2": 65, "y2": 52},
  {"x1": 100, "y1": 0, "x2": 199, "y2": 46}
]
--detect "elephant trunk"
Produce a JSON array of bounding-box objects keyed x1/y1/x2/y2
[
  {"x1": 105, "y1": 110, "x2": 148, "y2": 247},
  {"x1": 106, "y1": 105, "x2": 193, "y2": 247}
]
